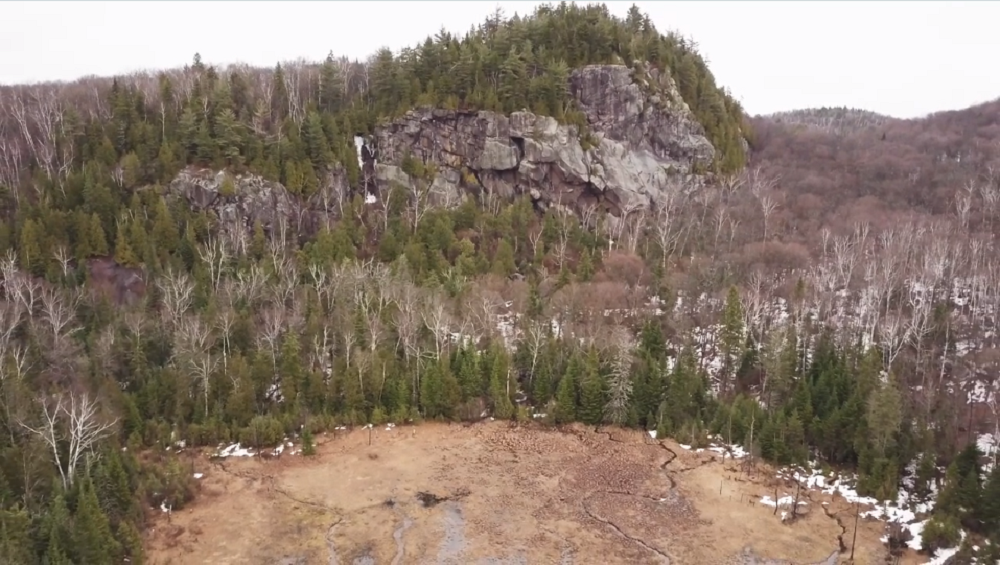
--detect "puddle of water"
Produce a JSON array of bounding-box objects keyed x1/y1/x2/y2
[
  {"x1": 732, "y1": 548, "x2": 839, "y2": 565},
  {"x1": 435, "y1": 501, "x2": 468, "y2": 565},
  {"x1": 477, "y1": 555, "x2": 528, "y2": 565},
  {"x1": 391, "y1": 516, "x2": 414, "y2": 565}
]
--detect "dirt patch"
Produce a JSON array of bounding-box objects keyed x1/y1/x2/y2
[{"x1": 144, "y1": 421, "x2": 903, "y2": 565}]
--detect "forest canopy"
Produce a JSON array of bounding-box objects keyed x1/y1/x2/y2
[{"x1": 0, "y1": 2, "x2": 749, "y2": 213}]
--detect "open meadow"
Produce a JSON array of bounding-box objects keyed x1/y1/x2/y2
[{"x1": 145, "y1": 421, "x2": 921, "y2": 565}]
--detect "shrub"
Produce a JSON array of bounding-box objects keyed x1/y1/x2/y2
[
  {"x1": 301, "y1": 429, "x2": 316, "y2": 457},
  {"x1": 921, "y1": 514, "x2": 961, "y2": 553}
]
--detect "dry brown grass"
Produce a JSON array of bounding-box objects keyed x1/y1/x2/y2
[{"x1": 145, "y1": 421, "x2": 918, "y2": 565}]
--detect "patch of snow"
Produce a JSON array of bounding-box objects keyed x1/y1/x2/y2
[
  {"x1": 265, "y1": 382, "x2": 284, "y2": 403},
  {"x1": 193, "y1": 473, "x2": 204, "y2": 480},
  {"x1": 216, "y1": 443, "x2": 255, "y2": 458},
  {"x1": 354, "y1": 135, "x2": 366, "y2": 169},
  {"x1": 978, "y1": 433, "x2": 998, "y2": 473},
  {"x1": 924, "y1": 544, "x2": 959, "y2": 565},
  {"x1": 760, "y1": 495, "x2": 807, "y2": 508},
  {"x1": 648, "y1": 430, "x2": 657, "y2": 439}
]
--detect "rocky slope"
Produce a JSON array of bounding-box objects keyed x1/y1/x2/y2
[
  {"x1": 364, "y1": 64, "x2": 718, "y2": 217},
  {"x1": 167, "y1": 167, "x2": 351, "y2": 239},
  {"x1": 166, "y1": 63, "x2": 724, "y2": 232}
]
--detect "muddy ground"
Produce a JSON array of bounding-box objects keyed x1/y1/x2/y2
[{"x1": 145, "y1": 421, "x2": 921, "y2": 565}]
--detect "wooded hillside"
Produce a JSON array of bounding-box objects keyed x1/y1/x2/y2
[{"x1": 0, "y1": 3, "x2": 999, "y2": 563}]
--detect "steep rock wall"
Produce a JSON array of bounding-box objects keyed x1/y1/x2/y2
[
  {"x1": 167, "y1": 166, "x2": 351, "y2": 239},
  {"x1": 366, "y1": 64, "x2": 716, "y2": 216}
]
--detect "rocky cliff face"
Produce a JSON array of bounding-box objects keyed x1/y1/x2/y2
[
  {"x1": 167, "y1": 64, "x2": 720, "y2": 233},
  {"x1": 366, "y1": 64, "x2": 716, "y2": 216},
  {"x1": 167, "y1": 167, "x2": 350, "y2": 239}
]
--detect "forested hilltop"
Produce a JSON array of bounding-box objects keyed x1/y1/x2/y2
[
  {"x1": 0, "y1": 4, "x2": 750, "y2": 563},
  {"x1": 0, "y1": 2, "x2": 995, "y2": 564}
]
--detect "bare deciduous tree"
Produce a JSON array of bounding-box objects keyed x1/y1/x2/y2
[
  {"x1": 878, "y1": 314, "x2": 910, "y2": 372},
  {"x1": 175, "y1": 315, "x2": 217, "y2": 413},
  {"x1": 20, "y1": 392, "x2": 118, "y2": 489},
  {"x1": 422, "y1": 291, "x2": 452, "y2": 360},
  {"x1": 198, "y1": 238, "x2": 230, "y2": 293},
  {"x1": 759, "y1": 194, "x2": 779, "y2": 241},
  {"x1": 158, "y1": 269, "x2": 195, "y2": 329}
]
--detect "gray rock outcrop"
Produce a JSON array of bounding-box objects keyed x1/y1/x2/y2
[
  {"x1": 167, "y1": 166, "x2": 351, "y2": 238},
  {"x1": 166, "y1": 64, "x2": 725, "y2": 231},
  {"x1": 366, "y1": 64, "x2": 716, "y2": 216}
]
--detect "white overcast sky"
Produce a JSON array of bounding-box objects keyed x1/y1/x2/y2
[{"x1": 1, "y1": 1, "x2": 998, "y2": 119}]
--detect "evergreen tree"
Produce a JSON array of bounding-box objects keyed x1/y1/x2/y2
[
  {"x1": 489, "y1": 360, "x2": 515, "y2": 419},
  {"x1": 17, "y1": 218, "x2": 44, "y2": 276},
  {"x1": 554, "y1": 356, "x2": 579, "y2": 425},
  {"x1": 531, "y1": 353, "x2": 553, "y2": 406},
  {"x1": 866, "y1": 375, "x2": 903, "y2": 457},
  {"x1": 302, "y1": 428, "x2": 316, "y2": 456},
  {"x1": 93, "y1": 449, "x2": 135, "y2": 527},
  {"x1": 72, "y1": 478, "x2": 119, "y2": 565},
  {"x1": 114, "y1": 222, "x2": 139, "y2": 267},
  {"x1": 0, "y1": 506, "x2": 35, "y2": 565},
  {"x1": 719, "y1": 286, "x2": 744, "y2": 396},
  {"x1": 579, "y1": 348, "x2": 605, "y2": 426},
  {"x1": 319, "y1": 52, "x2": 345, "y2": 113},
  {"x1": 116, "y1": 521, "x2": 145, "y2": 565},
  {"x1": 491, "y1": 239, "x2": 516, "y2": 277},
  {"x1": 43, "y1": 494, "x2": 72, "y2": 564}
]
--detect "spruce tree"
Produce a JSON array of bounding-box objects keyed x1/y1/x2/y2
[
  {"x1": 94, "y1": 450, "x2": 134, "y2": 527},
  {"x1": 72, "y1": 478, "x2": 119, "y2": 565},
  {"x1": 719, "y1": 285, "x2": 744, "y2": 396},
  {"x1": 43, "y1": 495, "x2": 71, "y2": 564},
  {"x1": 554, "y1": 371, "x2": 576, "y2": 425},
  {"x1": 489, "y1": 361, "x2": 515, "y2": 420},
  {"x1": 302, "y1": 428, "x2": 316, "y2": 456},
  {"x1": 0, "y1": 506, "x2": 35, "y2": 565},
  {"x1": 531, "y1": 355, "x2": 553, "y2": 406},
  {"x1": 579, "y1": 349, "x2": 605, "y2": 426},
  {"x1": 116, "y1": 521, "x2": 145, "y2": 565},
  {"x1": 114, "y1": 222, "x2": 139, "y2": 267}
]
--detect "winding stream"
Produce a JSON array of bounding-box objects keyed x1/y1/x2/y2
[
  {"x1": 390, "y1": 511, "x2": 413, "y2": 565},
  {"x1": 577, "y1": 426, "x2": 678, "y2": 564},
  {"x1": 586, "y1": 427, "x2": 844, "y2": 565}
]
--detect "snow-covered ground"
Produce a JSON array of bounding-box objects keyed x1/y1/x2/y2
[
  {"x1": 213, "y1": 438, "x2": 302, "y2": 458},
  {"x1": 670, "y1": 434, "x2": 990, "y2": 564}
]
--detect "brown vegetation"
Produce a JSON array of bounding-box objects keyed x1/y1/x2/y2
[{"x1": 146, "y1": 421, "x2": 907, "y2": 565}]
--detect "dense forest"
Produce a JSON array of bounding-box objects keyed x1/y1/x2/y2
[{"x1": 0, "y1": 2, "x2": 998, "y2": 563}]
